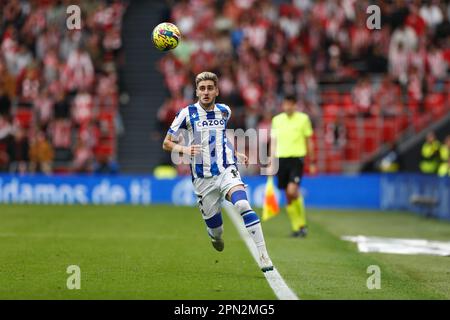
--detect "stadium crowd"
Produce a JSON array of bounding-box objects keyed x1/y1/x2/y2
[
  {"x1": 0, "y1": 0, "x2": 448, "y2": 175},
  {"x1": 0, "y1": 0, "x2": 127, "y2": 174},
  {"x1": 156, "y1": 0, "x2": 450, "y2": 173}
]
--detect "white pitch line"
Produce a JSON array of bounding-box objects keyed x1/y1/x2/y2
[{"x1": 224, "y1": 204, "x2": 299, "y2": 300}]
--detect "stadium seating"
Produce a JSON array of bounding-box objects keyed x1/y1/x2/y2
[
  {"x1": 306, "y1": 87, "x2": 448, "y2": 172},
  {"x1": 0, "y1": 0, "x2": 128, "y2": 174}
]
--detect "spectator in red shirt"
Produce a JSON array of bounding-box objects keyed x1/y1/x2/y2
[{"x1": 406, "y1": 3, "x2": 427, "y2": 37}]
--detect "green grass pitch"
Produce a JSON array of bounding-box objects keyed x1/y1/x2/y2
[{"x1": 0, "y1": 204, "x2": 449, "y2": 299}]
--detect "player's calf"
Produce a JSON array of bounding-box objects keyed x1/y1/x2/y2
[
  {"x1": 230, "y1": 189, "x2": 273, "y2": 271},
  {"x1": 205, "y1": 213, "x2": 224, "y2": 252}
]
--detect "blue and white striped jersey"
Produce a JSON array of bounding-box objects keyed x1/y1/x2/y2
[{"x1": 167, "y1": 102, "x2": 237, "y2": 179}]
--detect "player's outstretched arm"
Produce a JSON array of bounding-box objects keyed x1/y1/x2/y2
[{"x1": 162, "y1": 134, "x2": 201, "y2": 156}]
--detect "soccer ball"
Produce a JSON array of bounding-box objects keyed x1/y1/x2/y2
[{"x1": 152, "y1": 22, "x2": 181, "y2": 51}]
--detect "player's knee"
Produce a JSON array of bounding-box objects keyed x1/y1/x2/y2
[
  {"x1": 235, "y1": 200, "x2": 252, "y2": 213},
  {"x1": 230, "y1": 189, "x2": 248, "y2": 204},
  {"x1": 286, "y1": 186, "x2": 298, "y2": 199},
  {"x1": 230, "y1": 190, "x2": 252, "y2": 212},
  {"x1": 287, "y1": 192, "x2": 297, "y2": 202},
  {"x1": 230, "y1": 190, "x2": 260, "y2": 226}
]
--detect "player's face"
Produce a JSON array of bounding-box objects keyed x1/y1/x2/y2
[
  {"x1": 196, "y1": 80, "x2": 219, "y2": 106},
  {"x1": 282, "y1": 100, "x2": 296, "y2": 114}
]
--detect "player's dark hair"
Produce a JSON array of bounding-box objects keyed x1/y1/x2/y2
[{"x1": 284, "y1": 93, "x2": 297, "y2": 102}]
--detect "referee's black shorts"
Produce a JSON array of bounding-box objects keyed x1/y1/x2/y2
[{"x1": 276, "y1": 157, "x2": 305, "y2": 190}]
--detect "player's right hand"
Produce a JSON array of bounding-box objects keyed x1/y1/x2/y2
[
  {"x1": 185, "y1": 145, "x2": 201, "y2": 156},
  {"x1": 309, "y1": 163, "x2": 317, "y2": 175}
]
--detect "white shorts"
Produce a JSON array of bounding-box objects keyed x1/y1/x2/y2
[{"x1": 193, "y1": 165, "x2": 244, "y2": 220}]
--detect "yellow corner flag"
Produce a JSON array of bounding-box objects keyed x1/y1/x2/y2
[{"x1": 262, "y1": 176, "x2": 280, "y2": 222}]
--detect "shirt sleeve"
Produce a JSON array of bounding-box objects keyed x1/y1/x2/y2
[
  {"x1": 303, "y1": 115, "x2": 313, "y2": 138},
  {"x1": 270, "y1": 116, "x2": 278, "y2": 139},
  {"x1": 223, "y1": 104, "x2": 232, "y2": 121},
  {"x1": 167, "y1": 108, "x2": 188, "y2": 137}
]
